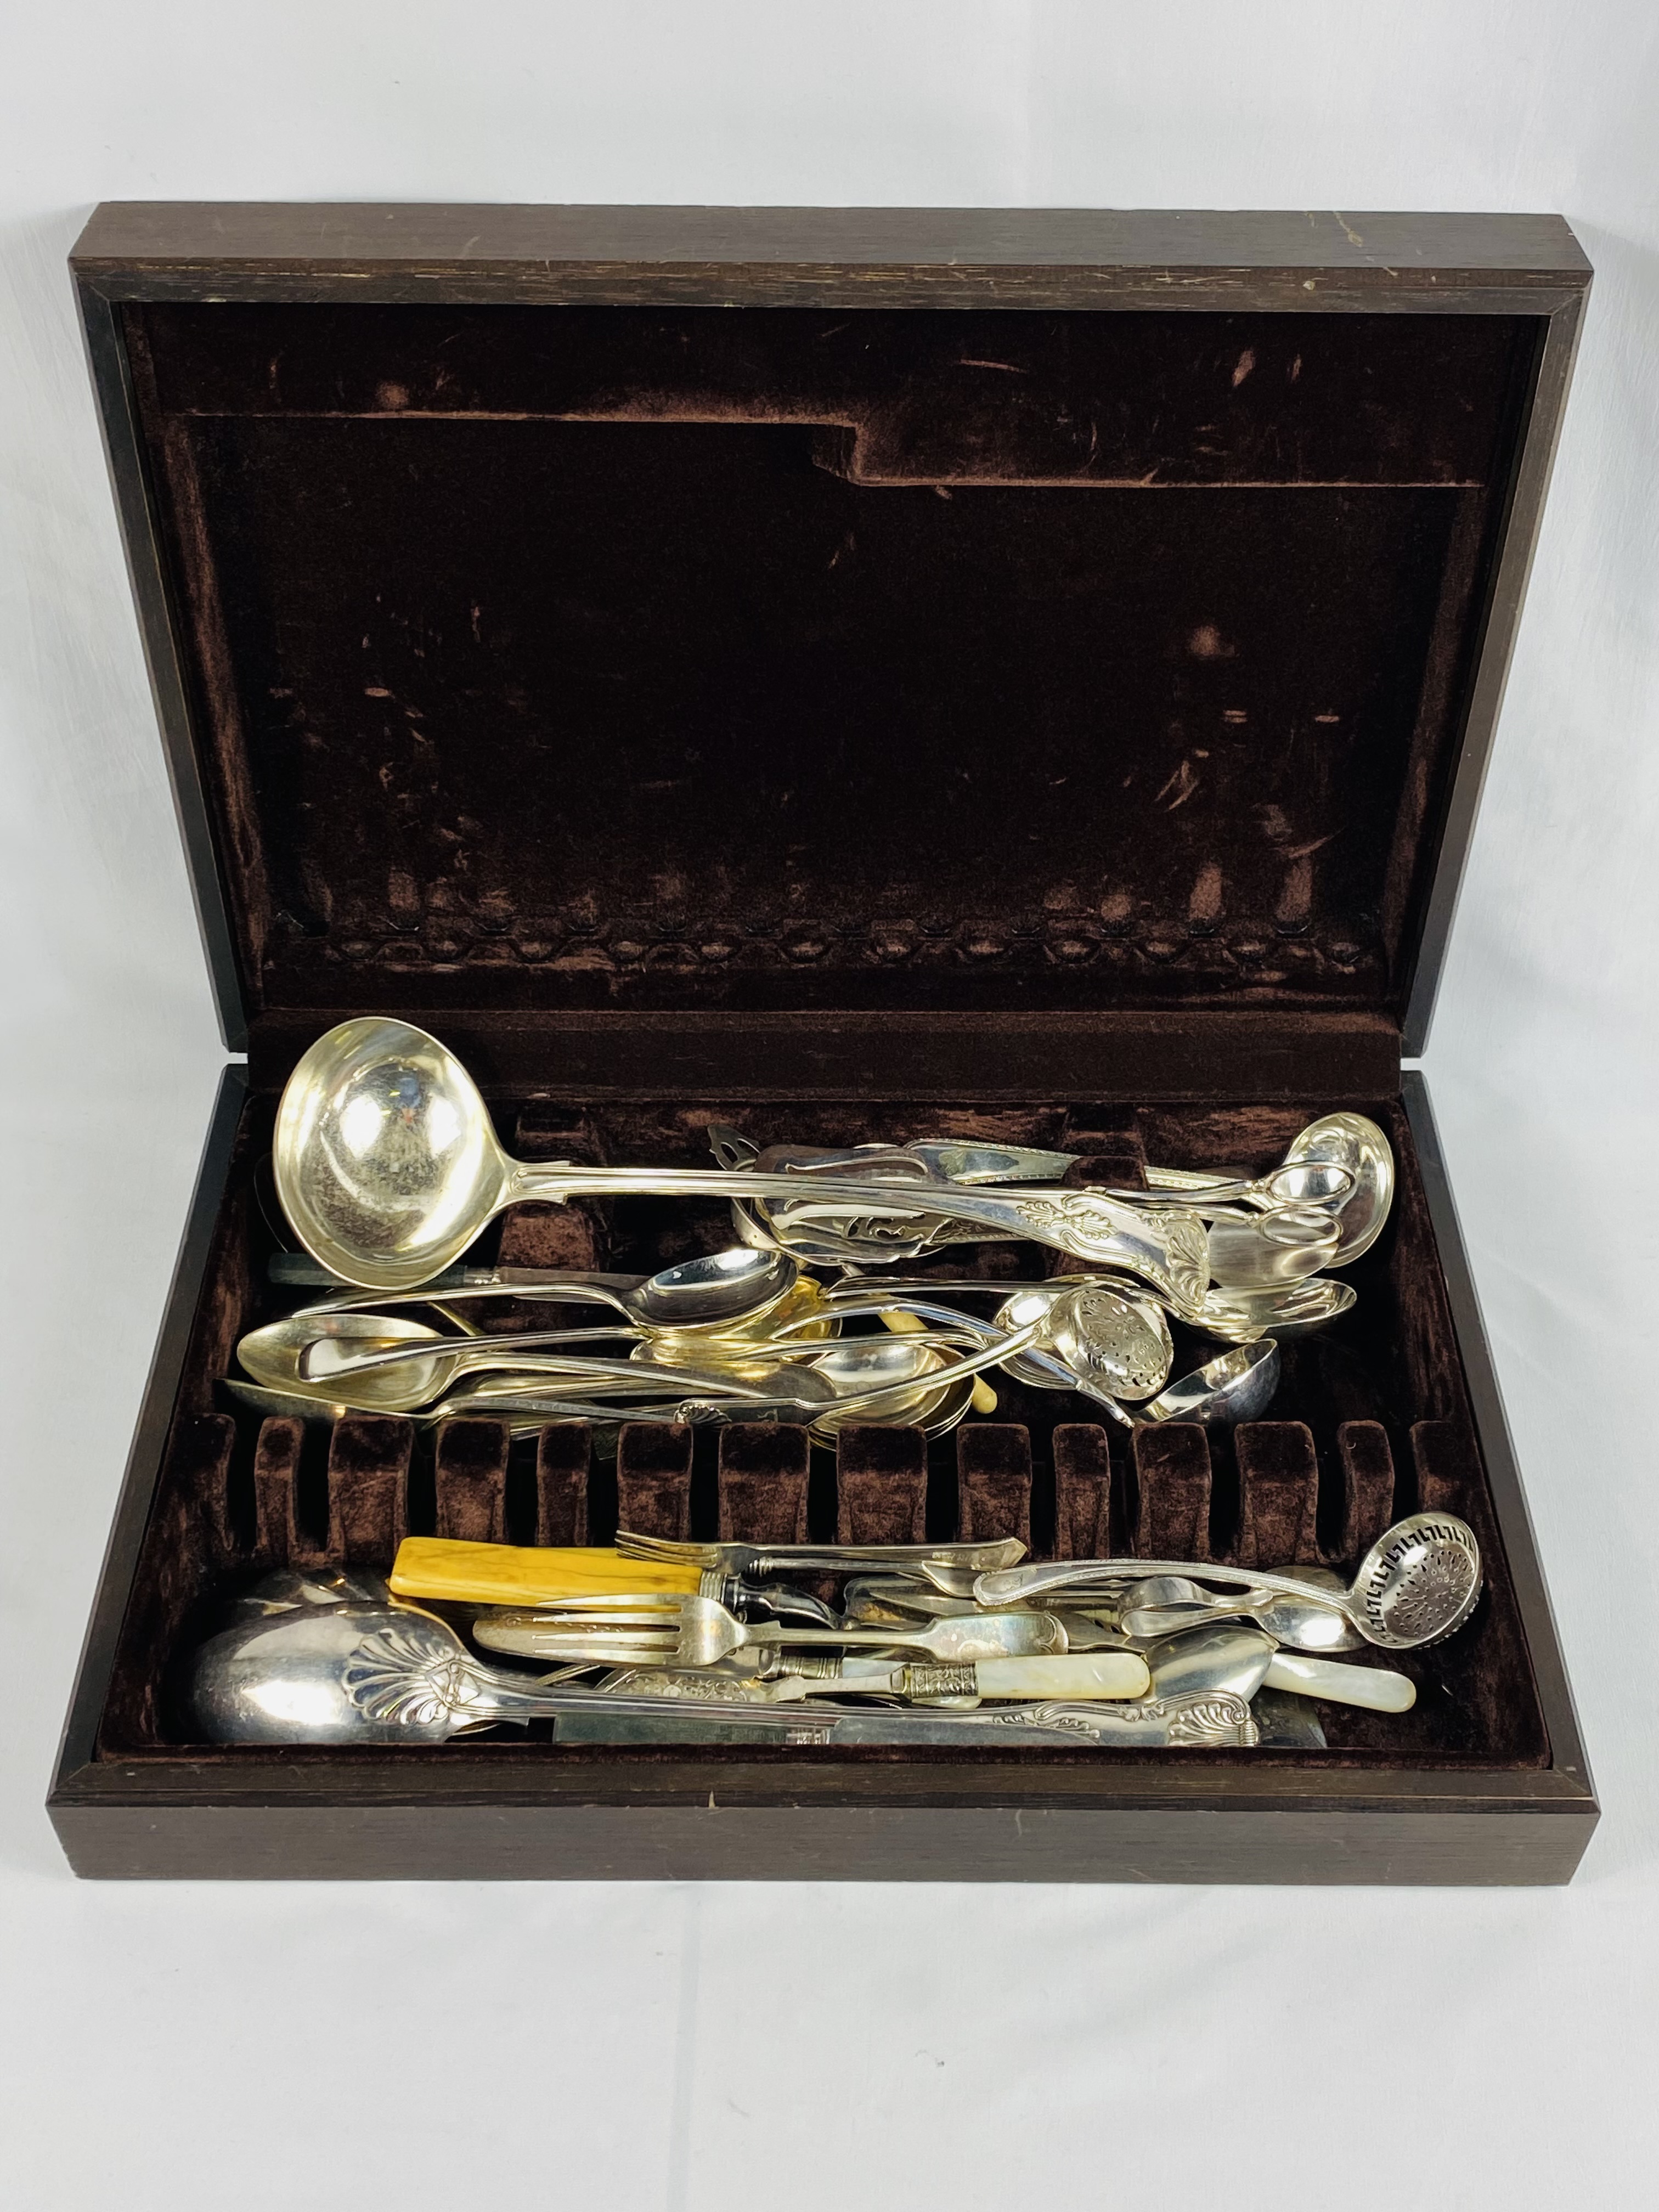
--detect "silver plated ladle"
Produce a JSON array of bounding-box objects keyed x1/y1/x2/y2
[
  {"x1": 1144, "y1": 1112, "x2": 1394, "y2": 1263},
  {"x1": 974, "y1": 1512, "x2": 1482, "y2": 1650},
  {"x1": 274, "y1": 1018, "x2": 1211, "y2": 1302}
]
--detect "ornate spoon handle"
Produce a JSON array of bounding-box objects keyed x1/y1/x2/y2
[{"x1": 509, "y1": 1165, "x2": 1210, "y2": 1312}]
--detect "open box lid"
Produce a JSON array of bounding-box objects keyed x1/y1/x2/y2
[{"x1": 71, "y1": 205, "x2": 1590, "y2": 1099}]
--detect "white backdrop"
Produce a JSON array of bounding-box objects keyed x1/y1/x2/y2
[{"x1": 3, "y1": 7, "x2": 1656, "y2": 2205}]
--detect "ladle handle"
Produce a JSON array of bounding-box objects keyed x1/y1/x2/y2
[
  {"x1": 1143, "y1": 1166, "x2": 1256, "y2": 1198},
  {"x1": 507, "y1": 1164, "x2": 1205, "y2": 1293}
]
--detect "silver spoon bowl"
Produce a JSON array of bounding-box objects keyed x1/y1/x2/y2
[
  {"x1": 1186, "y1": 1277, "x2": 1358, "y2": 1344},
  {"x1": 1204, "y1": 1206, "x2": 1342, "y2": 1288},
  {"x1": 189, "y1": 1601, "x2": 810, "y2": 1745},
  {"x1": 802, "y1": 1337, "x2": 979, "y2": 1442}
]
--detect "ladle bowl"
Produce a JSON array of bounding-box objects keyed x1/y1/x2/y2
[
  {"x1": 276, "y1": 1019, "x2": 511, "y2": 1291},
  {"x1": 1138, "y1": 1340, "x2": 1280, "y2": 1425}
]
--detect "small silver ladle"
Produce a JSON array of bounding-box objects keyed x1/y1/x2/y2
[
  {"x1": 974, "y1": 1512, "x2": 1482, "y2": 1651},
  {"x1": 1145, "y1": 1112, "x2": 1394, "y2": 1264},
  {"x1": 992, "y1": 1282, "x2": 1173, "y2": 1401},
  {"x1": 1137, "y1": 1340, "x2": 1280, "y2": 1425}
]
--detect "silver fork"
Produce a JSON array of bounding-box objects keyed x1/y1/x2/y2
[
  {"x1": 613, "y1": 1531, "x2": 1027, "y2": 1575},
  {"x1": 471, "y1": 1592, "x2": 1065, "y2": 1668}
]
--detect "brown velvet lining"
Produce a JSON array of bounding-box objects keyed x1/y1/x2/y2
[
  {"x1": 1233, "y1": 1421, "x2": 1323, "y2": 1568},
  {"x1": 1131, "y1": 1424, "x2": 1214, "y2": 1561},
  {"x1": 326, "y1": 1416, "x2": 411, "y2": 1564},
  {"x1": 534, "y1": 1425, "x2": 590, "y2": 1547},
  {"x1": 836, "y1": 1426, "x2": 929, "y2": 1544},
  {"x1": 615, "y1": 1421, "x2": 695, "y2": 1541},
  {"x1": 432, "y1": 1419, "x2": 509, "y2": 1544},
  {"x1": 123, "y1": 301, "x2": 1533, "y2": 1026},
  {"x1": 249, "y1": 1415, "x2": 305, "y2": 1566},
  {"x1": 957, "y1": 1425, "x2": 1033, "y2": 1550},
  {"x1": 718, "y1": 1424, "x2": 811, "y2": 1547},
  {"x1": 1053, "y1": 1423, "x2": 1115, "y2": 1560},
  {"x1": 98, "y1": 1090, "x2": 1550, "y2": 1770}
]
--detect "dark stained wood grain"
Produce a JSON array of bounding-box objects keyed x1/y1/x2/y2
[
  {"x1": 53, "y1": 1802, "x2": 1593, "y2": 1886},
  {"x1": 71, "y1": 204, "x2": 1590, "y2": 316}
]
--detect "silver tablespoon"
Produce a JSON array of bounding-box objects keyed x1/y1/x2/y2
[
  {"x1": 236, "y1": 1309, "x2": 833, "y2": 1417},
  {"x1": 271, "y1": 1245, "x2": 800, "y2": 1328},
  {"x1": 189, "y1": 1601, "x2": 813, "y2": 1744}
]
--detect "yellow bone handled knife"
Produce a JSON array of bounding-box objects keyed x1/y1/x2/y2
[{"x1": 391, "y1": 1538, "x2": 702, "y2": 1608}]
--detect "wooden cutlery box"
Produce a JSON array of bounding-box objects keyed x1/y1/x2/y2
[{"x1": 50, "y1": 202, "x2": 1597, "y2": 1883}]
